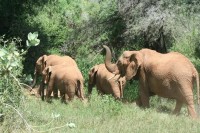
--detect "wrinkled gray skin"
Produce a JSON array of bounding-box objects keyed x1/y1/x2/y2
[
  {"x1": 88, "y1": 64, "x2": 126, "y2": 99},
  {"x1": 42, "y1": 65, "x2": 84, "y2": 102},
  {"x1": 31, "y1": 54, "x2": 77, "y2": 100},
  {"x1": 103, "y1": 45, "x2": 199, "y2": 118}
]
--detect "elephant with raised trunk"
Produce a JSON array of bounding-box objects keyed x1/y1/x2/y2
[
  {"x1": 42, "y1": 65, "x2": 85, "y2": 102},
  {"x1": 103, "y1": 45, "x2": 200, "y2": 118},
  {"x1": 88, "y1": 64, "x2": 126, "y2": 99},
  {"x1": 31, "y1": 54, "x2": 77, "y2": 100}
]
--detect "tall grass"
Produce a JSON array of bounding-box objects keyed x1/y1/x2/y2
[{"x1": 2, "y1": 89, "x2": 200, "y2": 133}]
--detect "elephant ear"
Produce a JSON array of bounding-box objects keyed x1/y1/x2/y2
[
  {"x1": 123, "y1": 51, "x2": 143, "y2": 80},
  {"x1": 42, "y1": 55, "x2": 48, "y2": 68},
  {"x1": 48, "y1": 66, "x2": 52, "y2": 73},
  {"x1": 43, "y1": 66, "x2": 52, "y2": 84},
  {"x1": 88, "y1": 65, "x2": 99, "y2": 84}
]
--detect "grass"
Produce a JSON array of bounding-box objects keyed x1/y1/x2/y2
[{"x1": 1, "y1": 89, "x2": 200, "y2": 133}]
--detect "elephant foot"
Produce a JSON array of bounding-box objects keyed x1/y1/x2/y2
[
  {"x1": 136, "y1": 99, "x2": 142, "y2": 107},
  {"x1": 187, "y1": 104, "x2": 198, "y2": 119},
  {"x1": 172, "y1": 100, "x2": 183, "y2": 116},
  {"x1": 35, "y1": 93, "x2": 41, "y2": 98},
  {"x1": 45, "y1": 97, "x2": 52, "y2": 103},
  {"x1": 172, "y1": 111, "x2": 180, "y2": 116},
  {"x1": 61, "y1": 99, "x2": 67, "y2": 104},
  {"x1": 46, "y1": 100, "x2": 52, "y2": 103}
]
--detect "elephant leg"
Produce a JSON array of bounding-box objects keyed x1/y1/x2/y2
[
  {"x1": 65, "y1": 83, "x2": 75, "y2": 101},
  {"x1": 187, "y1": 104, "x2": 197, "y2": 118},
  {"x1": 68, "y1": 92, "x2": 75, "y2": 101},
  {"x1": 140, "y1": 89, "x2": 150, "y2": 108},
  {"x1": 180, "y1": 84, "x2": 197, "y2": 118},
  {"x1": 138, "y1": 76, "x2": 150, "y2": 108},
  {"x1": 185, "y1": 96, "x2": 197, "y2": 118},
  {"x1": 136, "y1": 97, "x2": 143, "y2": 107},
  {"x1": 88, "y1": 84, "x2": 93, "y2": 96},
  {"x1": 46, "y1": 83, "x2": 54, "y2": 102},
  {"x1": 38, "y1": 81, "x2": 45, "y2": 100},
  {"x1": 179, "y1": 84, "x2": 197, "y2": 118},
  {"x1": 60, "y1": 91, "x2": 66, "y2": 103},
  {"x1": 53, "y1": 87, "x2": 58, "y2": 99},
  {"x1": 172, "y1": 100, "x2": 183, "y2": 115}
]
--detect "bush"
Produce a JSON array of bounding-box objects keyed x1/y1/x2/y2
[
  {"x1": 0, "y1": 32, "x2": 39, "y2": 131},
  {"x1": 123, "y1": 80, "x2": 139, "y2": 102}
]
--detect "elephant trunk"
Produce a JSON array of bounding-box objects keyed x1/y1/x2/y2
[
  {"x1": 118, "y1": 77, "x2": 126, "y2": 99},
  {"x1": 87, "y1": 84, "x2": 93, "y2": 96},
  {"x1": 119, "y1": 80, "x2": 123, "y2": 99},
  {"x1": 30, "y1": 68, "x2": 37, "y2": 90},
  {"x1": 103, "y1": 45, "x2": 119, "y2": 74}
]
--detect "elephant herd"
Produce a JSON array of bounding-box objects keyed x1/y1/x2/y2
[{"x1": 30, "y1": 45, "x2": 200, "y2": 119}]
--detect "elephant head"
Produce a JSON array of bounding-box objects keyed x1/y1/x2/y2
[
  {"x1": 103, "y1": 45, "x2": 143, "y2": 80},
  {"x1": 31, "y1": 55, "x2": 48, "y2": 88},
  {"x1": 88, "y1": 65, "x2": 99, "y2": 95},
  {"x1": 88, "y1": 64, "x2": 126, "y2": 99}
]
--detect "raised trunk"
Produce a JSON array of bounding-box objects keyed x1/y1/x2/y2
[{"x1": 103, "y1": 45, "x2": 119, "y2": 74}]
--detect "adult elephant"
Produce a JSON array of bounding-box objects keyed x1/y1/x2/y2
[
  {"x1": 42, "y1": 65, "x2": 85, "y2": 102},
  {"x1": 103, "y1": 45, "x2": 199, "y2": 118},
  {"x1": 31, "y1": 54, "x2": 77, "y2": 100},
  {"x1": 88, "y1": 64, "x2": 126, "y2": 99}
]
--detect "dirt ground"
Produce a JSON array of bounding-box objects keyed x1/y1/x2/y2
[{"x1": 25, "y1": 86, "x2": 61, "y2": 98}]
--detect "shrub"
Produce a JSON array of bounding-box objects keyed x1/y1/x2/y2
[{"x1": 0, "y1": 32, "x2": 39, "y2": 131}]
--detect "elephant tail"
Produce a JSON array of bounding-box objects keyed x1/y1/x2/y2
[
  {"x1": 195, "y1": 71, "x2": 200, "y2": 105},
  {"x1": 193, "y1": 69, "x2": 200, "y2": 105},
  {"x1": 77, "y1": 80, "x2": 84, "y2": 100}
]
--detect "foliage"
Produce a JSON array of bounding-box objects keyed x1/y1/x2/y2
[
  {"x1": 26, "y1": 32, "x2": 40, "y2": 47},
  {"x1": 123, "y1": 80, "x2": 139, "y2": 102},
  {"x1": 0, "y1": 32, "x2": 40, "y2": 131},
  {"x1": 0, "y1": 36, "x2": 23, "y2": 105}
]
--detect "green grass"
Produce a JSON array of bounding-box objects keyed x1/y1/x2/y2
[{"x1": 1, "y1": 89, "x2": 200, "y2": 133}]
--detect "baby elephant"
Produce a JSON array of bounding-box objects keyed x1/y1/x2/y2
[
  {"x1": 88, "y1": 64, "x2": 126, "y2": 99},
  {"x1": 42, "y1": 65, "x2": 85, "y2": 102}
]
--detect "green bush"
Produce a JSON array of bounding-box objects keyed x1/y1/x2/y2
[
  {"x1": 123, "y1": 80, "x2": 139, "y2": 102},
  {"x1": 0, "y1": 32, "x2": 39, "y2": 131},
  {"x1": 0, "y1": 36, "x2": 23, "y2": 106}
]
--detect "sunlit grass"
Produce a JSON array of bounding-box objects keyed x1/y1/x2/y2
[{"x1": 2, "y1": 89, "x2": 199, "y2": 133}]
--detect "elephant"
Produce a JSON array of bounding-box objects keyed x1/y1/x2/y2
[
  {"x1": 103, "y1": 45, "x2": 200, "y2": 118},
  {"x1": 31, "y1": 54, "x2": 77, "y2": 100},
  {"x1": 88, "y1": 64, "x2": 126, "y2": 99},
  {"x1": 42, "y1": 64, "x2": 85, "y2": 102}
]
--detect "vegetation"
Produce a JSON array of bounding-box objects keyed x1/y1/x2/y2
[
  {"x1": 0, "y1": 32, "x2": 39, "y2": 131},
  {"x1": 0, "y1": 0, "x2": 200, "y2": 132},
  {"x1": 1, "y1": 93, "x2": 200, "y2": 132}
]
